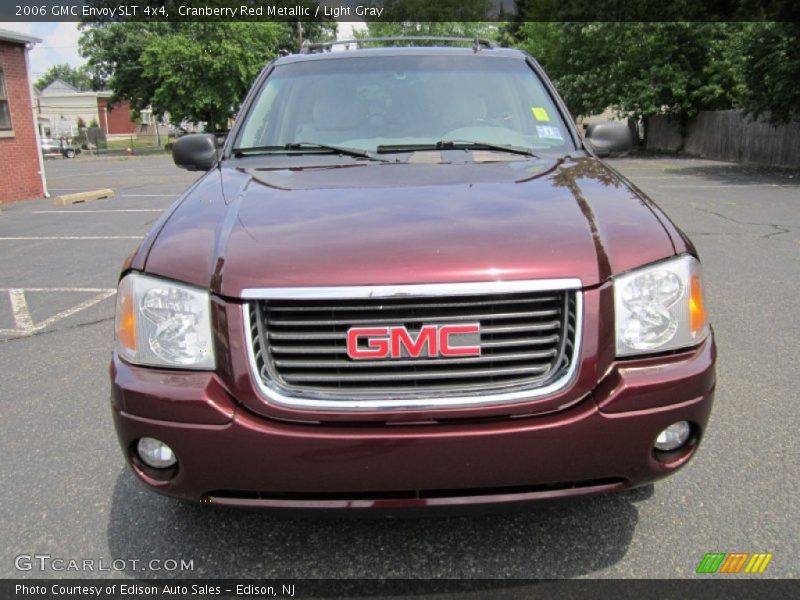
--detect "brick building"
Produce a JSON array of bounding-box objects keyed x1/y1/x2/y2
[
  {"x1": 97, "y1": 97, "x2": 136, "y2": 135},
  {"x1": 0, "y1": 29, "x2": 45, "y2": 203}
]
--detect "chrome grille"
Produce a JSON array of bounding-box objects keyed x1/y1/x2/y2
[{"x1": 248, "y1": 287, "x2": 579, "y2": 399}]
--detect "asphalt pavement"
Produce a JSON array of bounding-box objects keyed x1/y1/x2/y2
[{"x1": 0, "y1": 153, "x2": 797, "y2": 580}]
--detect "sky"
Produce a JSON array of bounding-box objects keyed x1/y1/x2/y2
[
  {"x1": 0, "y1": 20, "x2": 367, "y2": 82},
  {"x1": 0, "y1": 22, "x2": 84, "y2": 81}
]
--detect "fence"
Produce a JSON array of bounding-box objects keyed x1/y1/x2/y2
[
  {"x1": 97, "y1": 134, "x2": 172, "y2": 155},
  {"x1": 646, "y1": 110, "x2": 800, "y2": 168},
  {"x1": 72, "y1": 132, "x2": 172, "y2": 156}
]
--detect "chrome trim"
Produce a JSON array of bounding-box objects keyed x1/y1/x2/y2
[
  {"x1": 241, "y1": 278, "x2": 582, "y2": 300},
  {"x1": 242, "y1": 284, "x2": 584, "y2": 412}
]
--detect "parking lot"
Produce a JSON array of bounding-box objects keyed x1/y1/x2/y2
[{"x1": 0, "y1": 153, "x2": 798, "y2": 579}]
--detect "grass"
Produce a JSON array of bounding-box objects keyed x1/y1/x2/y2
[
  {"x1": 103, "y1": 136, "x2": 165, "y2": 151},
  {"x1": 89, "y1": 136, "x2": 170, "y2": 156}
]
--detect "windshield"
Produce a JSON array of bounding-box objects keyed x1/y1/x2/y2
[{"x1": 235, "y1": 55, "x2": 574, "y2": 155}]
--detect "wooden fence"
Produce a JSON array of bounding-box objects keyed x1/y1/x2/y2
[{"x1": 646, "y1": 110, "x2": 800, "y2": 167}]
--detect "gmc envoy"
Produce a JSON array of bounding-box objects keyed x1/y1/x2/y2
[{"x1": 111, "y1": 38, "x2": 715, "y2": 510}]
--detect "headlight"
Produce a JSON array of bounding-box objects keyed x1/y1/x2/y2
[
  {"x1": 614, "y1": 255, "x2": 708, "y2": 357},
  {"x1": 115, "y1": 272, "x2": 215, "y2": 369}
]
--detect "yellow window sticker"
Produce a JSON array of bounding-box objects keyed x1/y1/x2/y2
[{"x1": 531, "y1": 107, "x2": 550, "y2": 122}]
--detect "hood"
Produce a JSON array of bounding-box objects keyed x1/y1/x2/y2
[{"x1": 144, "y1": 156, "x2": 676, "y2": 296}]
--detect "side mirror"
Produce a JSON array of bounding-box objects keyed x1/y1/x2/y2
[
  {"x1": 172, "y1": 133, "x2": 217, "y2": 171},
  {"x1": 584, "y1": 121, "x2": 632, "y2": 157}
]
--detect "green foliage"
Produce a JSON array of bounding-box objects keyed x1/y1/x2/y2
[
  {"x1": 512, "y1": 21, "x2": 799, "y2": 125},
  {"x1": 510, "y1": 22, "x2": 564, "y2": 73},
  {"x1": 740, "y1": 22, "x2": 800, "y2": 123},
  {"x1": 361, "y1": 21, "x2": 499, "y2": 42},
  {"x1": 360, "y1": 0, "x2": 497, "y2": 42},
  {"x1": 79, "y1": 12, "x2": 335, "y2": 130},
  {"x1": 513, "y1": 23, "x2": 745, "y2": 122},
  {"x1": 139, "y1": 22, "x2": 285, "y2": 130},
  {"x1": 35, "y1": 64, "x2": 97, "y2": 92},
  {"x1": 79, "y1": 21, "x2": 175, "y2": 115}
]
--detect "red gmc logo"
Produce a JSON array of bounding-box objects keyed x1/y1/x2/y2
[{"x1": 347, "y1": 324, "x2": 481, "y2": 360}]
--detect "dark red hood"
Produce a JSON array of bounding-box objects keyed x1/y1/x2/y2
[{"x1": 144, "y1": 156, "x2": 676, "y2": 296}]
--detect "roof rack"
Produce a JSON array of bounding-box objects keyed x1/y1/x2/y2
[{"x1": 300, "y1": 37, "x2": 498, "y2": 55}]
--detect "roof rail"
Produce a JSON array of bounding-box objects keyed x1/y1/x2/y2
[{"x1": 300, "y1": 37, "x2": 498, "y2": 54}]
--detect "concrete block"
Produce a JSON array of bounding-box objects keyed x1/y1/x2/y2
[{"x1": 53, "y1": 189, "x2": 115, "y2": 206}]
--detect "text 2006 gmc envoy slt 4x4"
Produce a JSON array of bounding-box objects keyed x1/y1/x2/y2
[{"x1": 111, "y1": 38, "x2": 715, "y2": 511}]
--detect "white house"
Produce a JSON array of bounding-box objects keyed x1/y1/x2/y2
[{"x1": 36, "y1": 79, "x2": 110, "y2": 137}]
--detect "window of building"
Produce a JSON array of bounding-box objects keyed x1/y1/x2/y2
[{"x1": 0, "y1": 70, "x2": 11, "y2": 130}]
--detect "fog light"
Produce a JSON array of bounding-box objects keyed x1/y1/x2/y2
[
  {"x1": 654, "y1": 421, "x2": 691, "y2": 452},
  {"x1": 137, "y1": 437, "x2": 177, "y2": 469}
]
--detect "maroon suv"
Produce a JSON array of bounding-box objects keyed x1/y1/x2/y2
[{"x1": 111, "y1": 39, "x2": 715, "y2": 510}]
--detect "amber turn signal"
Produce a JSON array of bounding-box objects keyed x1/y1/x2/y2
[
  {"x1": 689, "y1": 273, "x2": 707, "y2": 336},
  {"x1": 115, "y1": 280, "x2": 137, "y2": 353}
]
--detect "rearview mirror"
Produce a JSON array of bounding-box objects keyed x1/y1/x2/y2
[
  {"x1": 584, "y1": 121, "x2": 632, "y2": 157},
  {"x1": 172, "y1": 134, "x2": 217, "y2": 171}
]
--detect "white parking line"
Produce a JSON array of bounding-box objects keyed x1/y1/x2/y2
[
  {"x1": 32, "y1": 209, "x2": 164, "y2": 214},
  {"x1": 0, "y1": 288, "x2": 116, "y2": 336},
  {"x1": 9, "y1": 289, "x2": 34, "y2": 331},
  {"x1": 119, "y1": 194, "x2": 177, "y2": 197},
  {"x1": 0, "y1": 236, "x2": 143, "y2": 240}
]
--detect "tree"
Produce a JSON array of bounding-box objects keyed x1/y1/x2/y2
[
  {"x1": 362, "y1": 21, "x2": 498, "y2": 41},
  {"x1": 508, "y1": 22, "x2": 564, "y2": 73},
  {"x1": 80, "y1": 22, "x2": 296, "y2": 129},
  {"x1": 35, "y1": 64, "x2": 97, "y2": 92},
  {"x1": 79, "y1": 7, "x2": 335, "y2": 129},
  {"x1": 740, "y1": 22, "x2": 800, "y2": 123},
  {"x1": 512, "y1": 23, "x2": 744, "y2": 125},
  {"x1": 138, "y1": 22, "x2": 287, "y2": 130},
  {"x1": 361, "y1": 0, "x2": 497, "y2": 41},
  {"x1": 79, "y1": 21, "x2": 177, "y2": 117}
]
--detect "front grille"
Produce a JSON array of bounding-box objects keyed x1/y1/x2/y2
[{"x1": 248, "y1": 288, "x2": 579, "y2": 399}]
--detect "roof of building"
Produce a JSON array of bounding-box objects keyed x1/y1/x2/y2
[
  {"x1": 37, "y1": 79, "x2": 113, "y2": 98},
  {"x1": 0, "y1": 28, "x2": 42, "y2": 46},
  {"x1": 41, "y1": 79, "x2": 80, "y2": 94}
]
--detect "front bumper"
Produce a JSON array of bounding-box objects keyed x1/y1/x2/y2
[{"x1": 110, "y1": 335, "x2": 715, "y2": 510}]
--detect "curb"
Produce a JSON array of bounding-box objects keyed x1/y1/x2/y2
[{"x1": 53, "y1": 189, "x2": 115, "y2": 206}]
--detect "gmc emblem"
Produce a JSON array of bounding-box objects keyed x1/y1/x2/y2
[{"x1": 347, "y1": 324, "x2": 481, "y2": 360}]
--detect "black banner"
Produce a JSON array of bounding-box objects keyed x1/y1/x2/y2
[
  {"x1": 3, "y1": 579, "x2": 799, "y2": 599},
  {"x1": 2, "y1": 0, "x2": 799, "y2": 22}
]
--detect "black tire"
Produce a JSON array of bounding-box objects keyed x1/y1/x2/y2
[{"x1": 64, "y1": 149, "x2": 75, "y2": 159}]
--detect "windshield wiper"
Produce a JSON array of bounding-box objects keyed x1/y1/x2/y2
[
  {"x1": 232, "y1": 142, "x2": 387, "y2": 161},
  {"x1": 377, "y1": 140, "x2": 538, "y2": 158}
]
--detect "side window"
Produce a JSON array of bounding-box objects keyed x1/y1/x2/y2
[{"x1": 0, "y1": 70, "x2": 12, "y2": 131}]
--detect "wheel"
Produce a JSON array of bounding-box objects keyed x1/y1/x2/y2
[{"x1": 64, "y1": 149, "x2": 75, "y2": 158}]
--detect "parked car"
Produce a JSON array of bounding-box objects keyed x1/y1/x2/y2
[
  {"x1": 111, "y1": 38, "x2": 715, "y2": 511},
  {"x1": 40, "y1": 137, "x2": 80, "y2": 158}
]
